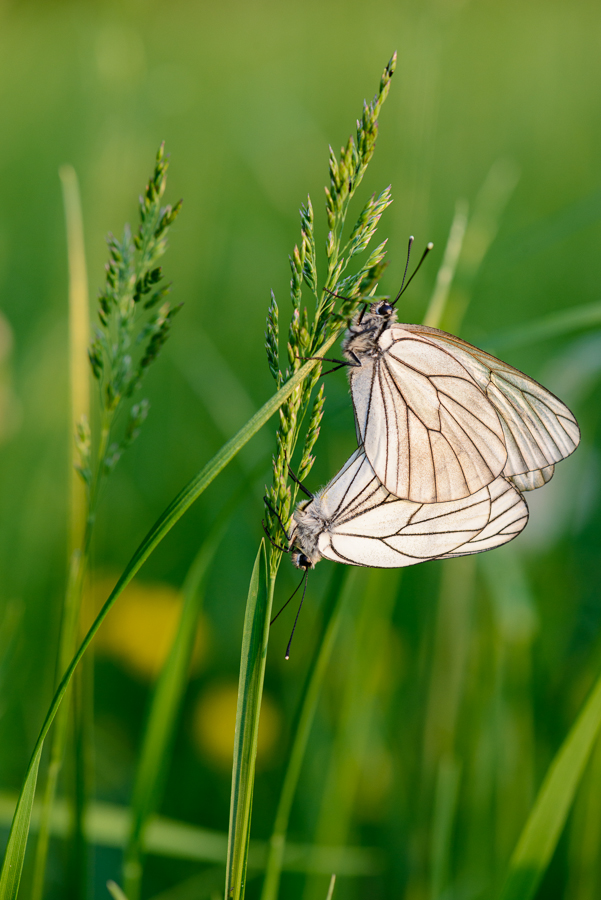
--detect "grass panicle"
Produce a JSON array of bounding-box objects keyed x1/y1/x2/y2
[
  {"x1": 1, "y1": 147, "x2": 182, "y2": 900},
  {"x1": 88, "y1": 143, "x2": 182, "y2": 484},
  {"x1": 264, "y1": 52, "x2": 397, "y2": 570}
]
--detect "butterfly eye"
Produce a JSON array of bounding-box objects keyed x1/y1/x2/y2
[
  {"x1": 376, "y1": 301, "x2": 394, "y2": 317},
  {"x1": 296, "y1": 552, "x2": 311, "y2": 570}
]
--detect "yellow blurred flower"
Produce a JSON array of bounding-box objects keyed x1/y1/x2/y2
[
  {"x1": 90, "y1": 575, "x2": 208, "y2": 681},
  {"x1": 191, "y1": 682, "x2": 281, "y2": 771}
]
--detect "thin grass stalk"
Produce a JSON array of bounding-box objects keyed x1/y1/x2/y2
[
  {"x1": 430, "y1": 756, "x2": 461, "y2": 900},
  {"x1": 107, "y1": 880, "x2": 129, "y2": 900},
  {"x1": 419, "y1": 559, "x2": 474, "y2": 897},
  {"x1": 225, "y1": 543, "x2": 272, "y2": 900},
  {"x1": 422, "y1": 199, "x2": 468, "y2": 328},
  {"x1": 123, "y1": 520, "x2": 228, "y2": 900},
  {"x1": 0, "y1": 342, "x2": 335, "y2": 900},
  {"x1": 260, "y1": 566, "x2": 349, "y2": 900},
  {"x1": 435, "y1": 158, "x2": 519, "y2": 336},
  {"x1": 480, "y1": 550, "x2": 537, "y2": 887},
  {"x1": 30, "y1": 166, "x2": 91, "y2": 900},
  {"x1": 303, "y1": 569, "x2": 400, "y2": 900}
]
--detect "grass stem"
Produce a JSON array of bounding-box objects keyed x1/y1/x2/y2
[
  {"x1": 260, "y1": 566, "x2": 348, "y2": 900},
  {"x1": 225, "y1": 544, "x2": 272, "y2": 900},
  {"x1": 30, "y1": 166, "x2": 91, "y2": 900}
]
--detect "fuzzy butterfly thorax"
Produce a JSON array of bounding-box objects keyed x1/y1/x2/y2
[{"x1": 342, "y1": 301, "x2": 398, "y2": 359}]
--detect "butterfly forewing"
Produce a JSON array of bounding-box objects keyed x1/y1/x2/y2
[
  {"x1": 349, "y1": 326, "x2": 507, "y2": 502},
  {"x1": 402, "y1": 324, "x2": 581, "y2": 489}
]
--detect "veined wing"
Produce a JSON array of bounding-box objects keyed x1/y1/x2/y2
[
  {"x1": 402, "y1": 324, "x2": 581, "y2": 490},
  {"x1": 313, "y1": 451, "x2": 524, "y2": 568},
  {"x1": 442, "y1": 474, "x2": 528, "y2": 557},
  {"x1": 349, "y1": 327, "x2": 507, "y2": 503}
]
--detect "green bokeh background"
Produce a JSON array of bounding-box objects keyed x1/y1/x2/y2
[{"x1": 1, "y1": 1, "x2": 600, "y2": 898}]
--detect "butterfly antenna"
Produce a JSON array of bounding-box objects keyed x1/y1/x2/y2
[
  {"x1": 392, "y1": 235, "x2": 414, "y2": 305},
  {"x1": 285, "y1": 570, "x2": 309, "y2": 660},
  {"x1": 270, "y1": 569, "x2": 306, "y2": 626},
  {"x1": 393, "y1": 241, "x2": 434, "y2": 305}
]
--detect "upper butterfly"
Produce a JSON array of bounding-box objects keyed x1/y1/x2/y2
[{"x1": 341, "y1": 301, "x2": 580, "y2": 503}]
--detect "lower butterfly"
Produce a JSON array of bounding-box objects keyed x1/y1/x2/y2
[{"x1": 280, "y1": 448, "x2": 529, "y2": 572}]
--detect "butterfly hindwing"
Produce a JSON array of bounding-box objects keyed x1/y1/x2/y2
[{"x1": 302, "y1": 450, "x2": 528, "y2": 569}]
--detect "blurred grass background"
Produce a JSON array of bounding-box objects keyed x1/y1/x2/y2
[{"x1": 0, "y1": 0, "x2": 600, "y2": 898}]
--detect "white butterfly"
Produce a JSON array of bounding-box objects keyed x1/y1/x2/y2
[
  {"x1": 340, "y1": 302, "x2": 580, "y2": 503},
  {"x1": 288, "y1": 448, "x2": 528, "y2": 571}
]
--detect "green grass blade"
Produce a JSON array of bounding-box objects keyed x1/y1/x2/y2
[
  {"x1": 261, "y1": 566, "x2": 348, "y2": 900},
  {"x1": 0, "y1": 751, "x2": 41, "y2": 900},
  {"x1": 498, "y1": 666, "x2": 601, "y2": 900},
  {"x1": 303, "y1": 569, "x2": 400, "y2": 900},
  {"x1": 0, "y1": 335, "x2": 337, "y2": 900},
  {"x1": 324, "y1": 874, "x2": 336, "y2": 900},
  {"x1": 484, "y1": 300, "x2": 601, "y2": 352},
  {"x1": 60, "y1": 163, "x2": 90, "y2": 549},
  {"x1": 107, "y1": 881, "x2": 129, "y2": 900},
  {"x1": 123, "y1": 523, "x2": 227, "y2": 900},
  {"x1": 225, "y1": 542, "x2": 272, "y2": 900}
]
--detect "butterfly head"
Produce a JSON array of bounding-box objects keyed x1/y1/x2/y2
[
  {"x1": 369, "y1": 299, "x2": 396, "y2": 320},
  {"x1": 290, "y1": 548, "x2": 313, "y2": 571},
  {"x1": 290, "y1": 498, "x2": 326, "y2": 569}
]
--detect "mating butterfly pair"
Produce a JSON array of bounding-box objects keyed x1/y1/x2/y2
[{"x1": 285, "y1": 298, "x2": 579, "y2": 572}]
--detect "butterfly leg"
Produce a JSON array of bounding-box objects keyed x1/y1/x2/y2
[
  {"x1": 296, "y1": 352, "x2": 362, "y2": 377},
  {"x1": 262, "y1": 520, "x2": 290, "y2": 554},
  {"x1": 263, "y1": 495, "x2": 292, "y2": 542},
  {"x1": 287, "y1": 465, "x2": 314, "y2": 499}
]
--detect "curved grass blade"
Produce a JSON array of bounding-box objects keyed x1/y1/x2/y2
[
  {"x1": 225, "y1": 542, "x2": 271, "y2": 900},
  {"x1": 261, "y1": 566, "x2": 348, "y2": 900},
  {"x1": 498, "y1": 666, "x2": 601, "y2": 900},
  {"x1": 0, "y1": 336, "x2": 337, "y2": 900},
  {"x1": 0, "y1": 754, "x2": 41, "y2": 900}
]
